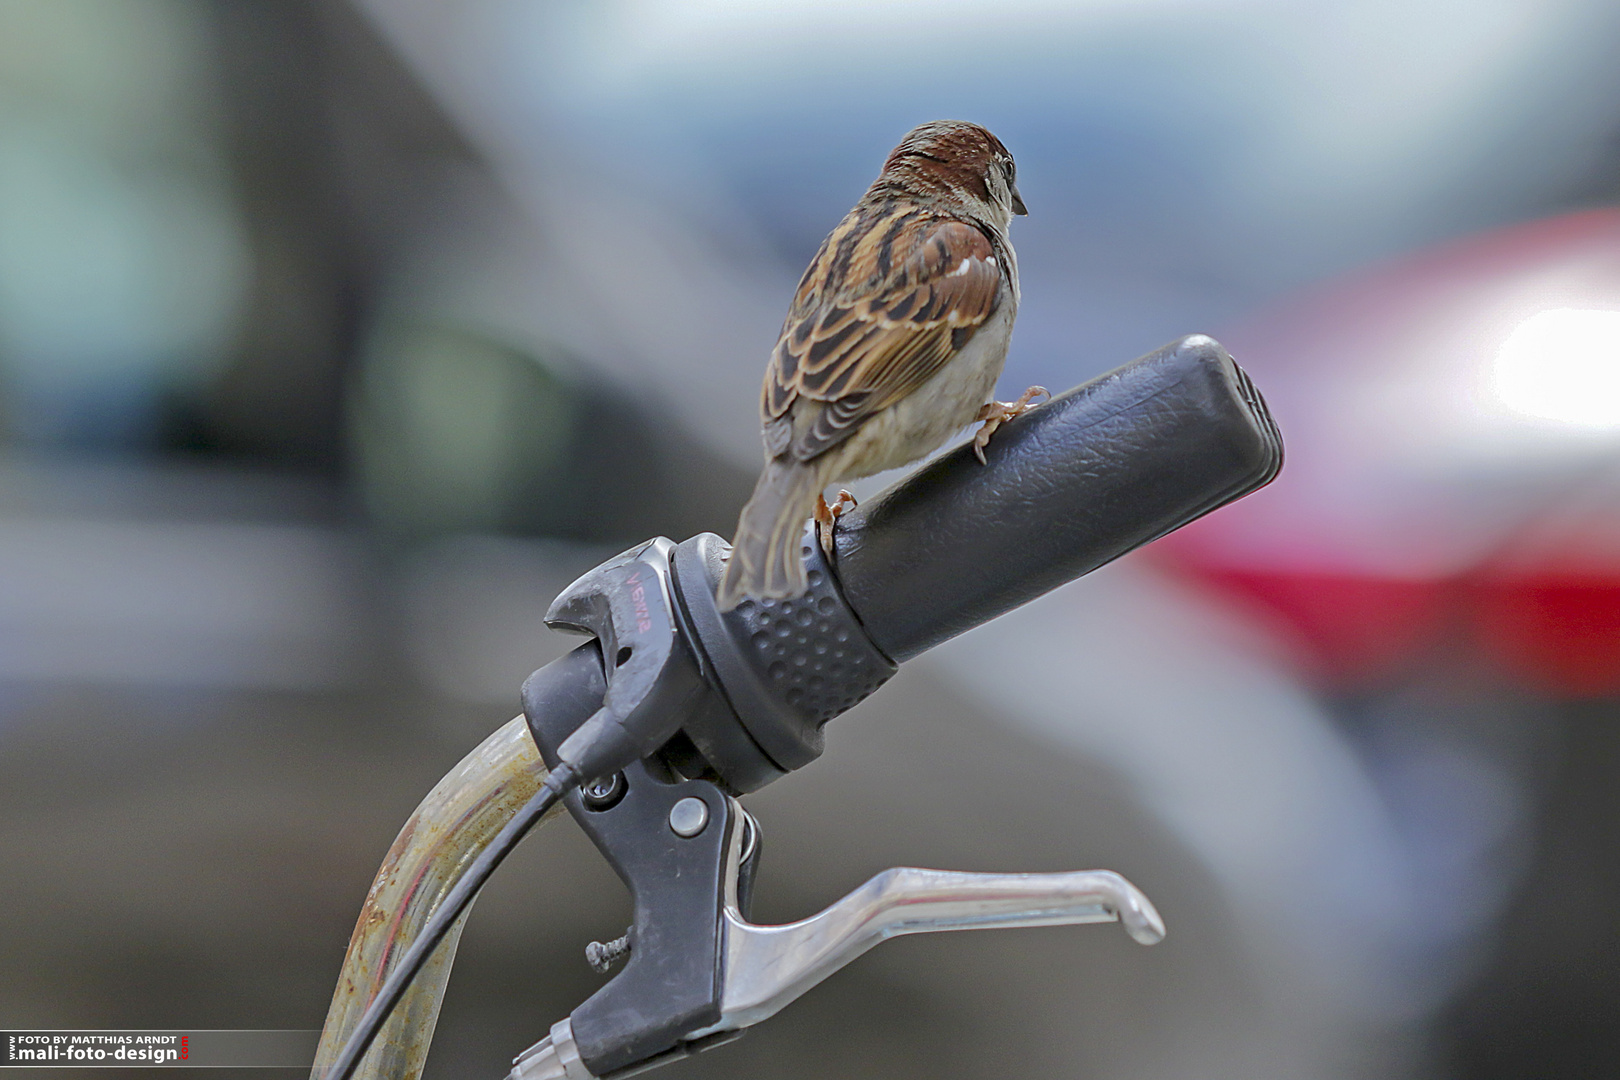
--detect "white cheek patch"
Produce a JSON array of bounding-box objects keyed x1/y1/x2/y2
[{"x1": 948, "y1": 258, "x2": 973, "y2": 277}]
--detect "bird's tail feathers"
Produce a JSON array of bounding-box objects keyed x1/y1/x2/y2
[{"x1": 717, "y1": 458, "x2": 823, "y2": 611}]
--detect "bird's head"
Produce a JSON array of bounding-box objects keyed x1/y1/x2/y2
[{"x1": 876, "y1": 120, "x2": 1026, "y2": 228}]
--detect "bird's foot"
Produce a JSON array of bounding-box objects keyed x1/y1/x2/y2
[
  {"x1": 814, "y1": 490, "x2": 858, "y2": 559},
  {"x1": 973, "y1": 386, "x2": 1050, "y2": 463}
]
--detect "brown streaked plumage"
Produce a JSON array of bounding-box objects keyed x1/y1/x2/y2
[{"x1": 718, "y1": 120, "x2": 1030, "y2": 611}]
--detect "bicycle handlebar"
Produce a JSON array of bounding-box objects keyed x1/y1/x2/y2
[{"x1": 316, "y1": 334, "x2": 1281, "y2": 1080}]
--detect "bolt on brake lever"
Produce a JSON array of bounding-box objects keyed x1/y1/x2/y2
[{"x1": 517, "y1": 534, "x2": 1165, "y2": 1080}]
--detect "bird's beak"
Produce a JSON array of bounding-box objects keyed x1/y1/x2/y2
[{"x1": 1011, "y1": 184, "x2": 1028, "y2": 216}]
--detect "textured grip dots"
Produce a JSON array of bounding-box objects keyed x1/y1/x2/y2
[
  {"x1": 672, "y1": 529, "x2": 896, "y2": 785},
  {"x1": 728, "y1": 539, "x2": 893, "y2": 724}
]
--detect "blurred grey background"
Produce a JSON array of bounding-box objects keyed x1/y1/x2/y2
[{"x1": 3, "y1": 1, "x2": 1620, "y2": 1079}]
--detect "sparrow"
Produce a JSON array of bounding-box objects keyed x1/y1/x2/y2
[{"x1": 717, "y1": 119, "x2": 1042, "y2": 611}]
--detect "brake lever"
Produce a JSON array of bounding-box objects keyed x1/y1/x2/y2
[{"x1": 508, "y1": 780, "x2": 1163, "y2": 1080}]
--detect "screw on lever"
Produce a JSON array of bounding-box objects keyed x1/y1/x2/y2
[{"x1": 585, "y1": 932, "x2": 632, "y2": 975}]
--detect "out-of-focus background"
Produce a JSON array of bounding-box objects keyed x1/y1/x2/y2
[{"x1": 3, "y1": 1, "x2": 1620, "y2": 1078}]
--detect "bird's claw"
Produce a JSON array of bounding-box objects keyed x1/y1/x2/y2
[
  {"x1": 973, "y1": 386, "x2": 1050, "y2": 463},
  {"x1": 814, "y1": 490, "x2": 858, "y2": 559}
]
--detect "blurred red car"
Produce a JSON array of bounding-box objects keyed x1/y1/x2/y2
[{"x1": 1159, "y1": 208, "x2": 1620, "y2": 696}]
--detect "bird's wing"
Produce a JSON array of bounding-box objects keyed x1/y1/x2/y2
[{"x1": 762, "y1": 209, "x2": 1005, "y2": 462}]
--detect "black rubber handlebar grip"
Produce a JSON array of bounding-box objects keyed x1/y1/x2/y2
[{"x1": 830, "y1": 334, "x2": 1282, "y2": 662}]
